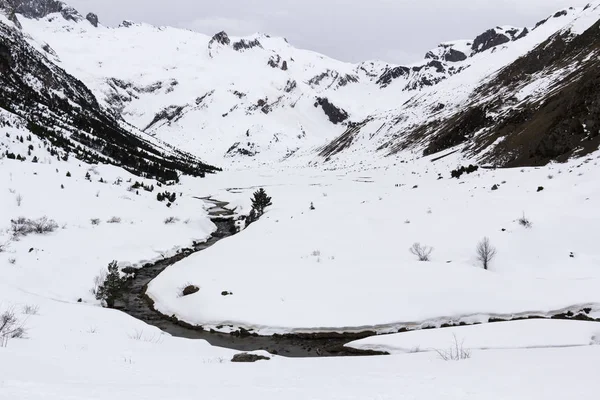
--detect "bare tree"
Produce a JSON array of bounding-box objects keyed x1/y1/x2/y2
[
  {"x1": 476, "y1": 237, "x2": 497, "y2": 270},
  {"x1": 409, "y1": 242, "x2": 433, "y2": 261},
  {"x1": 0, "y1": 308, "x2": 27, "y2": 347}
]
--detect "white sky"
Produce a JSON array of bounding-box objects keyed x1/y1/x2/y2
[{"x1": 67, "y1": 0, "x2": 592, "y2": 64}]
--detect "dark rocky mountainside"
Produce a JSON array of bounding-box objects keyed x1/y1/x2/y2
[{"x1": 320, "y1": 5, "x2": 600, "y2": 167}]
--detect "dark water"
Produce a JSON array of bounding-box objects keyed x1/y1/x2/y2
[
  {"x1": 116, "y1": 213, "x2": 385, "y2": 357},
  {"x1": 115, "y1": 201, "x2": 600, "y2": 358}
]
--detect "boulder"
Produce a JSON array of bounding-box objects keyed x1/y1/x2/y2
[{"x1": 231, "y1": 353, "x2": 270, "y2": 362}]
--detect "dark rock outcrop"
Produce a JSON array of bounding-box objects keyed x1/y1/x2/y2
[
  {"x1": 231, "y1": 353, "x2": 270, "y2": 362},
  {"x1": 210, "y1": 31, "x2": 230, "y2": 46},
  {"x1": 471, "y1": 29, "x2": 510, "y2": 54},
  {"x1": 8, "y1": 0, "x2": 83, "y2": 21},
  {"x1": 232, "y1": 38, "x2": 262, "y2": 51},
  {"x1": 443, "y1": 48, "x2": 468, "y2": 62},
  {"x1": 85, "y1": 12, "x2": 98, "y2": 27},
  {"x1": 182, "y1": 285, "x2": 199, "y2": 296},
  {"x1": 314, "y1": 97, "x2": 348, "y2": 124},
  {"x1": 376, "y1": 66, "x2": 410, "y2": 87}
]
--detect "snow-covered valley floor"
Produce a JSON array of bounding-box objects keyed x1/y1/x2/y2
[{"x1": 1, "y1": 148, "x2": 600, "y2": 399}]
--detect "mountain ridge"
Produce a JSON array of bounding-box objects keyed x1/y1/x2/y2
[{"x1": 3, "y1": 0, "x2": 600, "y2": 168}]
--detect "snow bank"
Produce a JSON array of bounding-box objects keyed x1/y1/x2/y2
[{"x1": 346, "y1": 319, "x2": 600, "y2": 354}]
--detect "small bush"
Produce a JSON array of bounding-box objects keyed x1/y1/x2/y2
[
  {"x1": 518, "y1": 213, "x2": 532, "y2": 228},
  {"x1": 409, "y1": 243, "x2": 433, "y2": 261},
  {"x1": 450, "y1": 164, "x2": 479, "y2": 179},
  {"x1": 0, "y1": 308, "x2": 27, "y2": 347},
  {"x1": 107, "y1": 217, "x2": 122, "y2": 224},
  {"x1": 22, "y1": 304, "x2": 39, "y2": 315},
  {"x1": 15, "y1": 193, "x2": 23, "y2": 207},
  {"x1": 0, "y1": 240, "x2": 9, "y2": 253},
  {"x1": 435, "y1": 334, "x2": 471, "y2": 361},
  {"x1": 11, "y1": 216, "x2": 59, "y2": 237},
  {"x1": 164, "y1": 216, "x2": 179, "y2": 224},
  {"x1": 90, "y1": 218, "x2": 101, "y2": 225},
  {"x1": 8, "y1": 258, "x2": 16, "y2": 265}
]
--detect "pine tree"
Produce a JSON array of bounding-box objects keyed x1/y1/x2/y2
[
  {"x1": 251, "y1": 188, "x2": 272, "y2": 216},
  {"x1": 95, "y1": 261, "x2": 125, "y2": 308}
]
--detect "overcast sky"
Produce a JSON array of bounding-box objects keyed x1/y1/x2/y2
[{"x1": 67, "y1": 0, "x2": 590, "y2": 64}]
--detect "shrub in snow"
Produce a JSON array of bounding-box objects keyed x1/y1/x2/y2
[
  {"x1": 450, "y1": 164, "x2": 479, "y2": 179},
  {"x1": 310, "y1": 202, "x2": 315, "y2": 210},
  {"x1": 90, "y1": 218, "x2": 101, "y2": 225},
  {"x1": 435, "y1": 334, "x2": 471, "y2": 361},
  {"x1": 15, "y1": 193, "x2": 23, "y2": 206},
  {"x1": 11, "y1": 216, "x2": 58, "y2": 238},
  {"x1": 22, "y1": 304, "x2": 39, "y2": 315},
  {"x1": 95, "y1": 261, "x2": 126, "y2": 308},
  {"x1": 409, "y1": 242, "x2": 433, "y2": 261},
  {"x1": 518, "y1": 213, "x2": 532, "y2": 228},
  {"x1": 0, "y1": 240, "x2": 9, "y2": 253},
  {"x1": 251, "y1": 188, "x2": 272, "y2": 217},
  {"x1": 107, "y1": 217, "x2": 122, "y2": 224},
  {"x1": 537, "y1": 186, "x2": 544, "y2": 192},
  {"x1": 164, "y1": 216, "x2": 179, "y2": 224},
  {"x1": 66, "y1": 171, "x2": 71, "y2": 177},
  {"x1": 476, "y1": 237, "x2": 497, "y2": 270},
  {"x1": 8, "y1": 258, "x2": 16, "y2": 265},
  {"x1": 0, "y1": 308, "x2": 26, "y2": 347}
]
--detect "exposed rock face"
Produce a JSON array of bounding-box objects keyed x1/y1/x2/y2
[
  {"x1": 442, "y1": 48, "x2": 468, "y2": 62},
  {"x1": 8, "y1": 0, "x2": 83, "y2": 21},
  {"x1": 376, "y1": 66, "x2": 410, "y2": 87},
  {"x1": 0, "y1": 0, "x2": 22, "y2": 28},
  {"x1": 120, "y1": 20, "x2": 134, "y2": 28},
  {"x1": 471, "y1": 29, "x2": 511, "y2": 54},
  {"x1": 210, "y1": 31, "x2": 230, "y2": 46},
  {"x1": 314, "y1": 97, "x2": 348, "y2": 124},
  {"x1": 232, "y1": 38, "x2": 262, "y2": 51},
  {"x1": 85, "y1": 12, "x2": 98, "y2": 27}
]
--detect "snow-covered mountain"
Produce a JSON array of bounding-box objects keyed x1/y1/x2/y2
[{"x1": 2, "y1": 0, "x2": 600, "y2": 168}]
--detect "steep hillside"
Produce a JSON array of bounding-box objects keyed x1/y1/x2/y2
[
  {"x1": 0, "y1": 3, "x2": 218, "y2": 181},
  {"x1": 321, "y1": 5, "x2": 600, "y2": 167}
]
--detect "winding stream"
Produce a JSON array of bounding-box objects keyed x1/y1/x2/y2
[
  {"x1": 116, "y1": 199, "x2": 600, "y2": 358},
  {"x1": 116, "y1": 200, "x2": 385, "y2": 357}
]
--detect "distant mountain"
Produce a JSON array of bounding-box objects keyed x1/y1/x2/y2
[{"x1": 4, "y1": 0, "x2": 600, "y2": 168}]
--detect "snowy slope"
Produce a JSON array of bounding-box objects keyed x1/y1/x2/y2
[
  {"x1": 146, "y1": 150, "x2": 600, "y2": 334},
  {"x1": 346, "y1": 319, "x2": 600, "y2": 354},
  {"x1": 14, "y1": 2, "x2": 597, "y2": 166}
]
